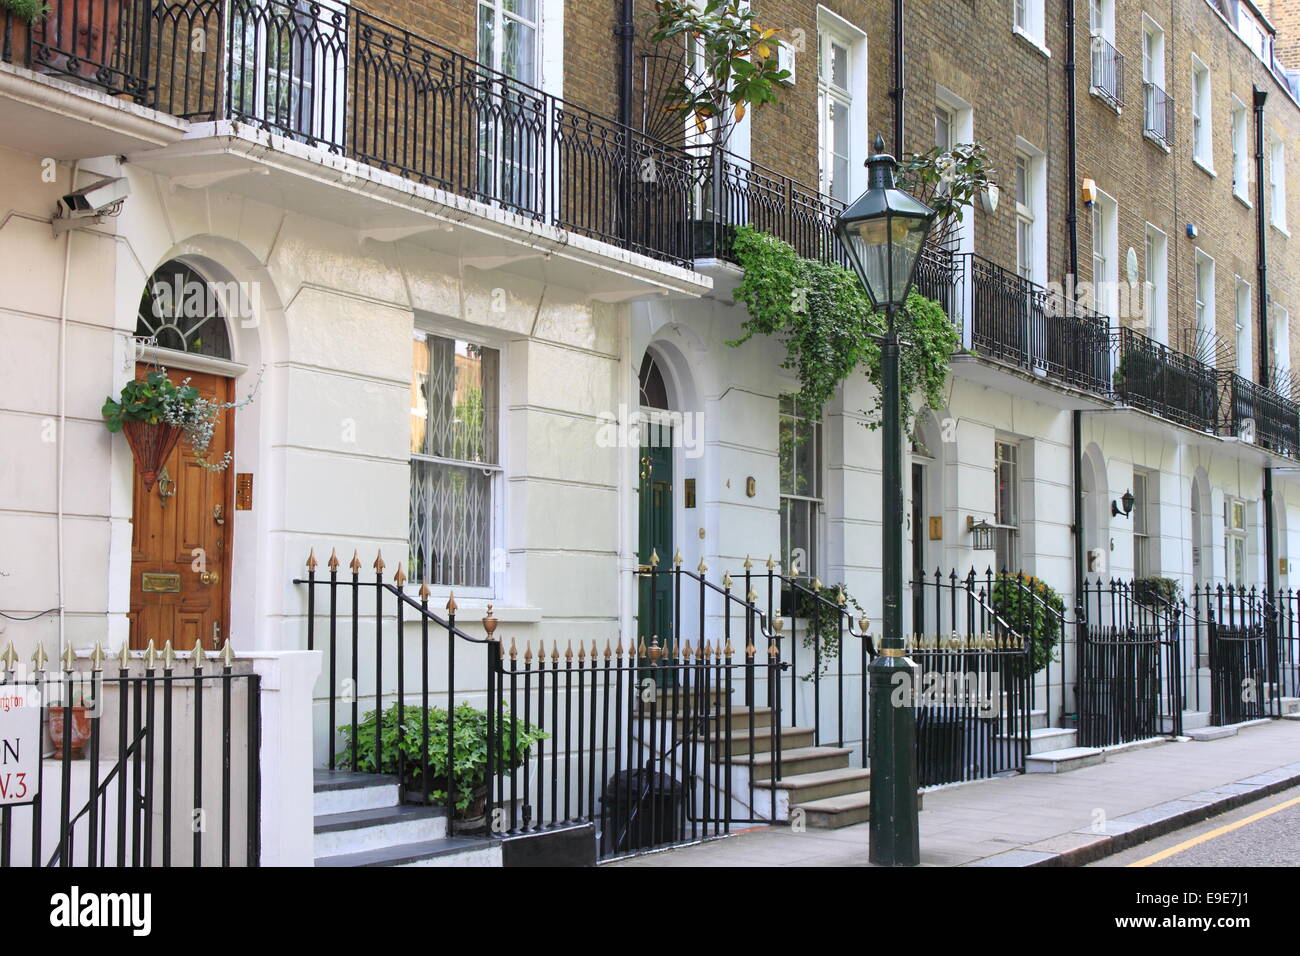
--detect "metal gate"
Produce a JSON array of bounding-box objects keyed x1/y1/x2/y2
[
  {"x1": 1192, "y1": 585, "x2": 1281, "y2": 725},
  {"x1": 1078, "y1": 580, "x2": 1184, "y2": 746}
]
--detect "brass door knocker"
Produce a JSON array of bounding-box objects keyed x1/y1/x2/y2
[
  {"x1": 639, "y1": 456, "x2": 653, "y2": 481},
  {"x1": 157, "y1": 467, "x2": 176, "y2": 507}
]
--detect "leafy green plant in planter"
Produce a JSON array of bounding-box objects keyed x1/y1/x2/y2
[
  {"x1": 729, "y1": 225, "x2": 959, "y2": 429},
  {"x1": 1, "y1": 0, "x2": 48, "y2": 21},
  {"x1": 102, "y1": 366, "x2": 261, "y2": 488},
  {"x1": 337, "y1": 702, "x2": 547, "y2": 818},
  {"x1": 1133, "y1": 576, "x2": 1180, "y2": 606},
  {"x1": 990, "y1": 574, "x2": 1064, "y2": 677},
  {"x1": 788, "y1": 582, "x2": 864, "y2": 681}
]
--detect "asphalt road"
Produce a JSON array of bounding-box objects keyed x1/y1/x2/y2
[{"x1": 1092, "y1": 784, "x2": 1300, "y2": 867}]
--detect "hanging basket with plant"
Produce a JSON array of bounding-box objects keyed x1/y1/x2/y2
[{"x1": 101, "y1": 367, "x2": 260, "y2": 490}]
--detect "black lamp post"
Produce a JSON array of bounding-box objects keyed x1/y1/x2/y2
[{"x1": 836, "y1": 134, "x2": 936, "y2": 867}]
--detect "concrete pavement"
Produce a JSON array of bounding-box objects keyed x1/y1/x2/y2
[{"x1": 607, "y1": 719, "x2": 1300, "y2": 867}]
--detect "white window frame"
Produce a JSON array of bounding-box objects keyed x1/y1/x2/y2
[
  {"x1": 1195, "y1": 250, "x2": 1217, "y2": 363},
  {"x1": 1231, "y1": 97, "x2": 1250, "y2": 204},
  {"x1": 1014, "y1": 139, "x2": 1047, "y2": 287},
  {"x1": 1132, "y1": 469, "x2": 1155, "y2": 579},
  {"x1": 1275, "y1": 303, "x2": 1292, "y2": 388},
  {"x1": 935, "y1": 86, "x2": 975, "y2": 260},
  {"x1": 1225, "y1": 496, "x2": 1250, "y2": 588},
  {"x1": 1013, "y1": 0, "x2": 1049, "y2": 55},
  {"x1": 477, "y1": 0, "x2": 540, "y2": 85},
  {"x1": 1090, "y1": 189, "x2": 1118, "y2": 322},
  {"x1": 994, "y1": 439, "x2": 1020, "y2": 573},
  {"x1": 1144, "y1": 224, "x2": 1169, "y2": 344},
  {"x1": 409, "y1": 327, "x2": 507, "y2": 600},
  {"x1": 779, "y1": 395, "x2": 824, "y2": 581},
  {"x1": 816, "y1": 8, "x2": 867, "y2": 206},
  {"x1": 1235, "y1": 277, "x2": 1252, "y2": 379},
  {"x1": 1191, "y1": 56, "x2": 1214, "y2": 173},
  {"x1": 1270, "y1": 139, "x2": 1288, "y2": 232}
]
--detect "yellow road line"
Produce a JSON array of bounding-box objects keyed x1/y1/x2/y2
[{"x1": 1128, "y1": 795, "x2": 1300, "y2": 867}]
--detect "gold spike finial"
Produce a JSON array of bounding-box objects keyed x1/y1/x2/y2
[
  {"x1": 327, "y1": 548, "x2": 340, "y2": 572},
  {"x1": 743, "y1": 555, "x2": 753, "y2": 570},
  {"x1": 683, "y1": 640, "x2": 694, "y2": 661},
  {"x1": 637, "y1": 639, "x2": 648, "y2": 660},
  {"x1": 446, "y1": 592, "x2": 458, "y2": 614},
  {"x1": 772, "y1": 616, "x2": 784, "y2": 634},
  {"x1": 111, "y1": 643, "x2": 127, "y2": 670},
  {"x1": 373, "y1": 550, "x2": 385, "y2": 574},
  {"x1": 524, "y1": 641, "x2": 534, "y2": 663},
  {"x1": 766, "y1": 554, "x2": 776, "y2": 570},
  {"x1": 60, "y1": 642, "x2": 75, "y2": 672},
  {"x1": 747, "y1": 587, "x2": 758, "y2": 604},
  {"x1": 349, "y1": 550, "x2": 362, "y2": 574},
  {"x1": 419, "y1": 578, "x2": 431, "y2": 601},
  {"x1": 565, "y1": 640, "x2": 574, "y2": 662},
  {"x1": 768, "y1": 638, "x2": 780, "y2": 659},
  {"x1": 162, "y1": 640, "x2": 177, "y2": 670},
  {"x1": 143, "y1": 640, "x2": 158, "y2": 671},
  {"x1": 306, "y1": 548, "x2": 318, "y2": 571},
  {"x1": 509, "y1": 637, "x2": 518, "y2": 662},
  {"x1": 0, "y1": 643, "x2": 16, "y2": 675},
  {"x1": 649, "y1": 548, "x2": 660, "y2": 568},
  {"x1": 745, "y1": 638, "x2": 756, "y2": 657},
  {"x1": 394, "y1": 562, "x2": 406, "y2": 587},
  {"x1": 697, "y1": 557, "x2": 708, "y2": 574},
  {"x1": 551, "y1": 641, "x2": 561, "y2": 662},
  {"x1": 723, "y1": 638, "x2": 734, "y2": 657},
  {"x1": 577, "y1": 642, "x2": 586, "y2": 662},
  {"x1": 812, "y1": 576, "x2": 822, "y2": 593},
  {"x1": 603, "y1": 640, "x2": 612, "y2": 661},
  {"x1": 722, "y1": 571, "x2": 733, "y2": 590},
  {"x1": 89, "y1": 642, "x2": 105, "y2": 672},
  {"x1": 191, "y1": 637, "x2": 206, "y2": 669},
  {"x1": 220, "y1": 640, "x2": 236, "y2": 668},
  {"x1": 673, "y1": 548, "x2": 682, "y2": 567},
  {"x1": 836, "y1": 587, "x2": 846, "y2": 607}
]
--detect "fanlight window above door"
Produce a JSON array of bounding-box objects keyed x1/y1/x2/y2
[{"x1": 135, "y1": 261, "x2": 234, "y2": 360}]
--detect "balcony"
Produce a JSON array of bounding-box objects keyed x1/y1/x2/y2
[
  {"x1": 1219, "y1": 371, "x2": 1300, "y2": 459},
  {"x1": 953, "y1": 254, "x2": 1113, "y2": 396},
  {"x1": 1089, "y1": 36, "x2": 1124, "y2": 111},
  {"x1": 2, "y1": 0, "x2": 704, "y2": 270},
  {"x1": 1115, "y1": 327, "x2": 1218, "y2": 432},
  {"x1": 1143, "y1": 82, "x2": 1175, "y2": 149}
]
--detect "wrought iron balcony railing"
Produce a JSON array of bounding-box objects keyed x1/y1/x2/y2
[
  {"x1": 951, "y1": 254, "x2": 1113, "y2": 395},
  {"x1": 1115, "y1": 327, "x2": 1219, "y2": 432},
  {"x1": 1090, "y1": 36, "x2": 1124, "y2": 110},
  {"x1": 1143, "y1": 82, "x2": 1175, "y2": 148},
  {"x1": 1219, "y1": 370, "x2": 1300, "y2": 459}
]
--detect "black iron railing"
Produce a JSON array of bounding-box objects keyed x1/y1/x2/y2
[
  {"x1": 1090, "y1": 35, "x2": 1124, "y2": 109},
  {"x1": 1116, "y1": 326, "x2": 1219, "y2": 431},
  {"x1": 1143, "y1": 82, "x2": 1175, "y2": 148},
  {"x1": 956, "y1": 253, "x2": 1113, "y2": 394},
  {"x1": 1218, "y1": 370, "x2": 1300, "y2": 459},
  {"x1": 0, "y1": 645, "x2": 261, "y2": 867}
]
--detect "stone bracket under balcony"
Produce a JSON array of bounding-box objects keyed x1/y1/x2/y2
[{"x1": 123, "y1": 121, "x2": 713, "y2": 304}]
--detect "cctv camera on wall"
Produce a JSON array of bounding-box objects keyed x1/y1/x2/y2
[{"x1": 53, "y1": 177, "x2": 130, "y2": 236}]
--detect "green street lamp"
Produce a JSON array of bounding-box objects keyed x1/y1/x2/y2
[{"x1": 835, "y1": 134, "x2": 936, "y2": 867}]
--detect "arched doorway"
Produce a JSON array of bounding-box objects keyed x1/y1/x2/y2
[
  {"x1": 127, "y1": 260, "x2": 238, "y2": 651},
  {"x1": 637, "y1": 350, "x2": 676, "y2": 653},
  {"x1": 1080, "y1": 444, "x2": 1109, "y2": 579}
]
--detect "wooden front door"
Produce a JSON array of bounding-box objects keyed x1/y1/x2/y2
[{"x1": 128, "y1": 366, "x2": 234, "y2": 651}]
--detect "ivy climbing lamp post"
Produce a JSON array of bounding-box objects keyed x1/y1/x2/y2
[{"x1": 835, "y1": 134, "x2": 936, "y2": 867}]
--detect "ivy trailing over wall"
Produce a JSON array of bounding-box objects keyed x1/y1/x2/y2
[{"x1": 727, "y1": 225, "x2": 959, "y2": 427}]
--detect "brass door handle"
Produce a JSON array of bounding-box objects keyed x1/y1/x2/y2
[
  {"x1": 201, "y1": 571, "x2": 220, "y2": 585},
  {"x1": 213, "y1": 505, "x2": 225, "y2": 525}
]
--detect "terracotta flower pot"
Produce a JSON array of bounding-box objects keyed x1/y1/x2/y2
[
  {"x1": 2, "y1": 13, "x2": 30, "y2": 66},
  {"x1": 48, "y1": 705, "x2": 92, "y2": 759},
  {"x1": 121, "y1": 420, "x2": 184, "y2": 491},
  {"x1": 31, "y1": 0, "x2": 125, "y2": 80}
]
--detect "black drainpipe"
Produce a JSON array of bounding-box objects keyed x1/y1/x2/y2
[
  {"x1": 1254, "y1": 86, "x2": 1278, "y2": 602},
  {"x1": 1067, "y1": 1, "x2": 1083, "y2": 722},
  {"x1": 618, "y1": 0, "x2": 635, "y2": 128},
  {"x1": 892, "y1": 0, "x2": 905, "y2": 156}
]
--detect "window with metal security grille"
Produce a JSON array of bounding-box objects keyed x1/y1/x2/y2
[
  {"x1": 409, "y1": 333, "x2": 501, "y2": 589},
  {"x1": 1133, "y1": 470, "x2": 1154, "y2": 578},
  {"x1": 1225, "y1": 497, "x2": 1249, "y2": 588},
  {"x1": 779, "y1": 396, "x2": 823, "y2": 580},
  {"x1": 817, "y1": 27, "x2": 853, "y2": 203},
  {"x1": 994, "y1": 440, "x2": 1019, "y2": 572}
]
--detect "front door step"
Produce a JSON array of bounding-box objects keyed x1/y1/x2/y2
[
  {"x1": 753, "y1": 766, "x2": 871, "y2": 805},
  {"x1": 727, "y1": 745, "x2": 854, "y2": 781},
  {"x1": 316, "y1": 835, "x2": 501, "y2": 867},
  {"x1": 793, "y1": 789, "x2": 926, "y2": 829}
]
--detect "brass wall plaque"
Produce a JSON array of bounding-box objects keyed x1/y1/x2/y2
[
  {"x1": 928, "y1": 516, "x2": 943, "y2": 540},
  {"x1": 236, "y1": 473, "x2": 254, "y2": 510},
  {"x1": 684, "y1": 478, "x2": 696, "y2": 509},
  {"x1": 141, "y1": 572, "x2": 182, "y2": 593}
]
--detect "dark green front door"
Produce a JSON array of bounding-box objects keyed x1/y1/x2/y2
[{"x1": 637, "y1": 434, "x2": 674, "y2": 664}]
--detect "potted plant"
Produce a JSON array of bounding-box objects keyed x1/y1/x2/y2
[
  {"x1": 991, "y1": 573, "x2": 1066, "y2": 677},
  {"x1": 338, "y1": 702, "x2": 547, "y2": 833},
  {"x1": 1, "y1": 0, "x2": 47, "y2": 65},
  {"x1": 29, "y1": 0, "x2": 125, "y2": 81},
  {"x1": 48, "y1": 694, "x2": 92, "y2": 759},
  {"x1": 1134, "y1": 576, "x2": 1180, "y2": 607},
  {"x1": 102, "y1": 367, "x2": 255, "y2": 490}
]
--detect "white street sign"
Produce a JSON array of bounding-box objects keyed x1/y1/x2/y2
[{"x1": 0, "y1": 689, "x2": 40, "y2": 805}]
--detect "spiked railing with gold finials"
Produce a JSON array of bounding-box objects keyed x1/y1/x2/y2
[
  {"x1": 0, "y1": 638, "x2": 259, "y2": 868},
  {"x1": 296, "y1": 549, "x2": 501, "y2": 820}
]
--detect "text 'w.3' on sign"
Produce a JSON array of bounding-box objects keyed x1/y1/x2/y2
[{"x1": 0, "y1": 690, "x2": 40, "y2": 805}]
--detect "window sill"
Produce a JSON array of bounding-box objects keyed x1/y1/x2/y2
[
  {"x1": 1234, "y1": 191, "x2": 1252, "y2": 209},
  {"x1": 1193, "y1": 157, "x2": 1217, "y2": 178},
  {"x1": 1143, "y1": 130, "x2": 1172, "y2": 153},
  {"x1": 1272, "y1": 220, "x2": 1291, "y2": 238},
  {"x1": 398, "y1": 589, "x2": 543, "y2": 624},
  {"x1": 1088, "y1": 87, "x2": 1123, "y2": 115},
  {"x1": 1012, "y1": 26, "x2": 1051, "y2": 58}
]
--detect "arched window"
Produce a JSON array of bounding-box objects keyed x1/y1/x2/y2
[
  {"x1": 135, "y1": 260, "x2": 233, "y2": 360},
  {"x1": 638, "y1": 351, "x2": 669, "y2": 410}
]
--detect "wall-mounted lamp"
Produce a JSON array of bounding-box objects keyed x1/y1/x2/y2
[
  {"x1": 1111, "y1": 489, "x2": 1135, "y2": 518},
  {"x1": 967, "y1": 516, "x2": 996, "y2": 551},
  {"x1": 979, "y1": 183, "x2": 1000, "y2": 214}
]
